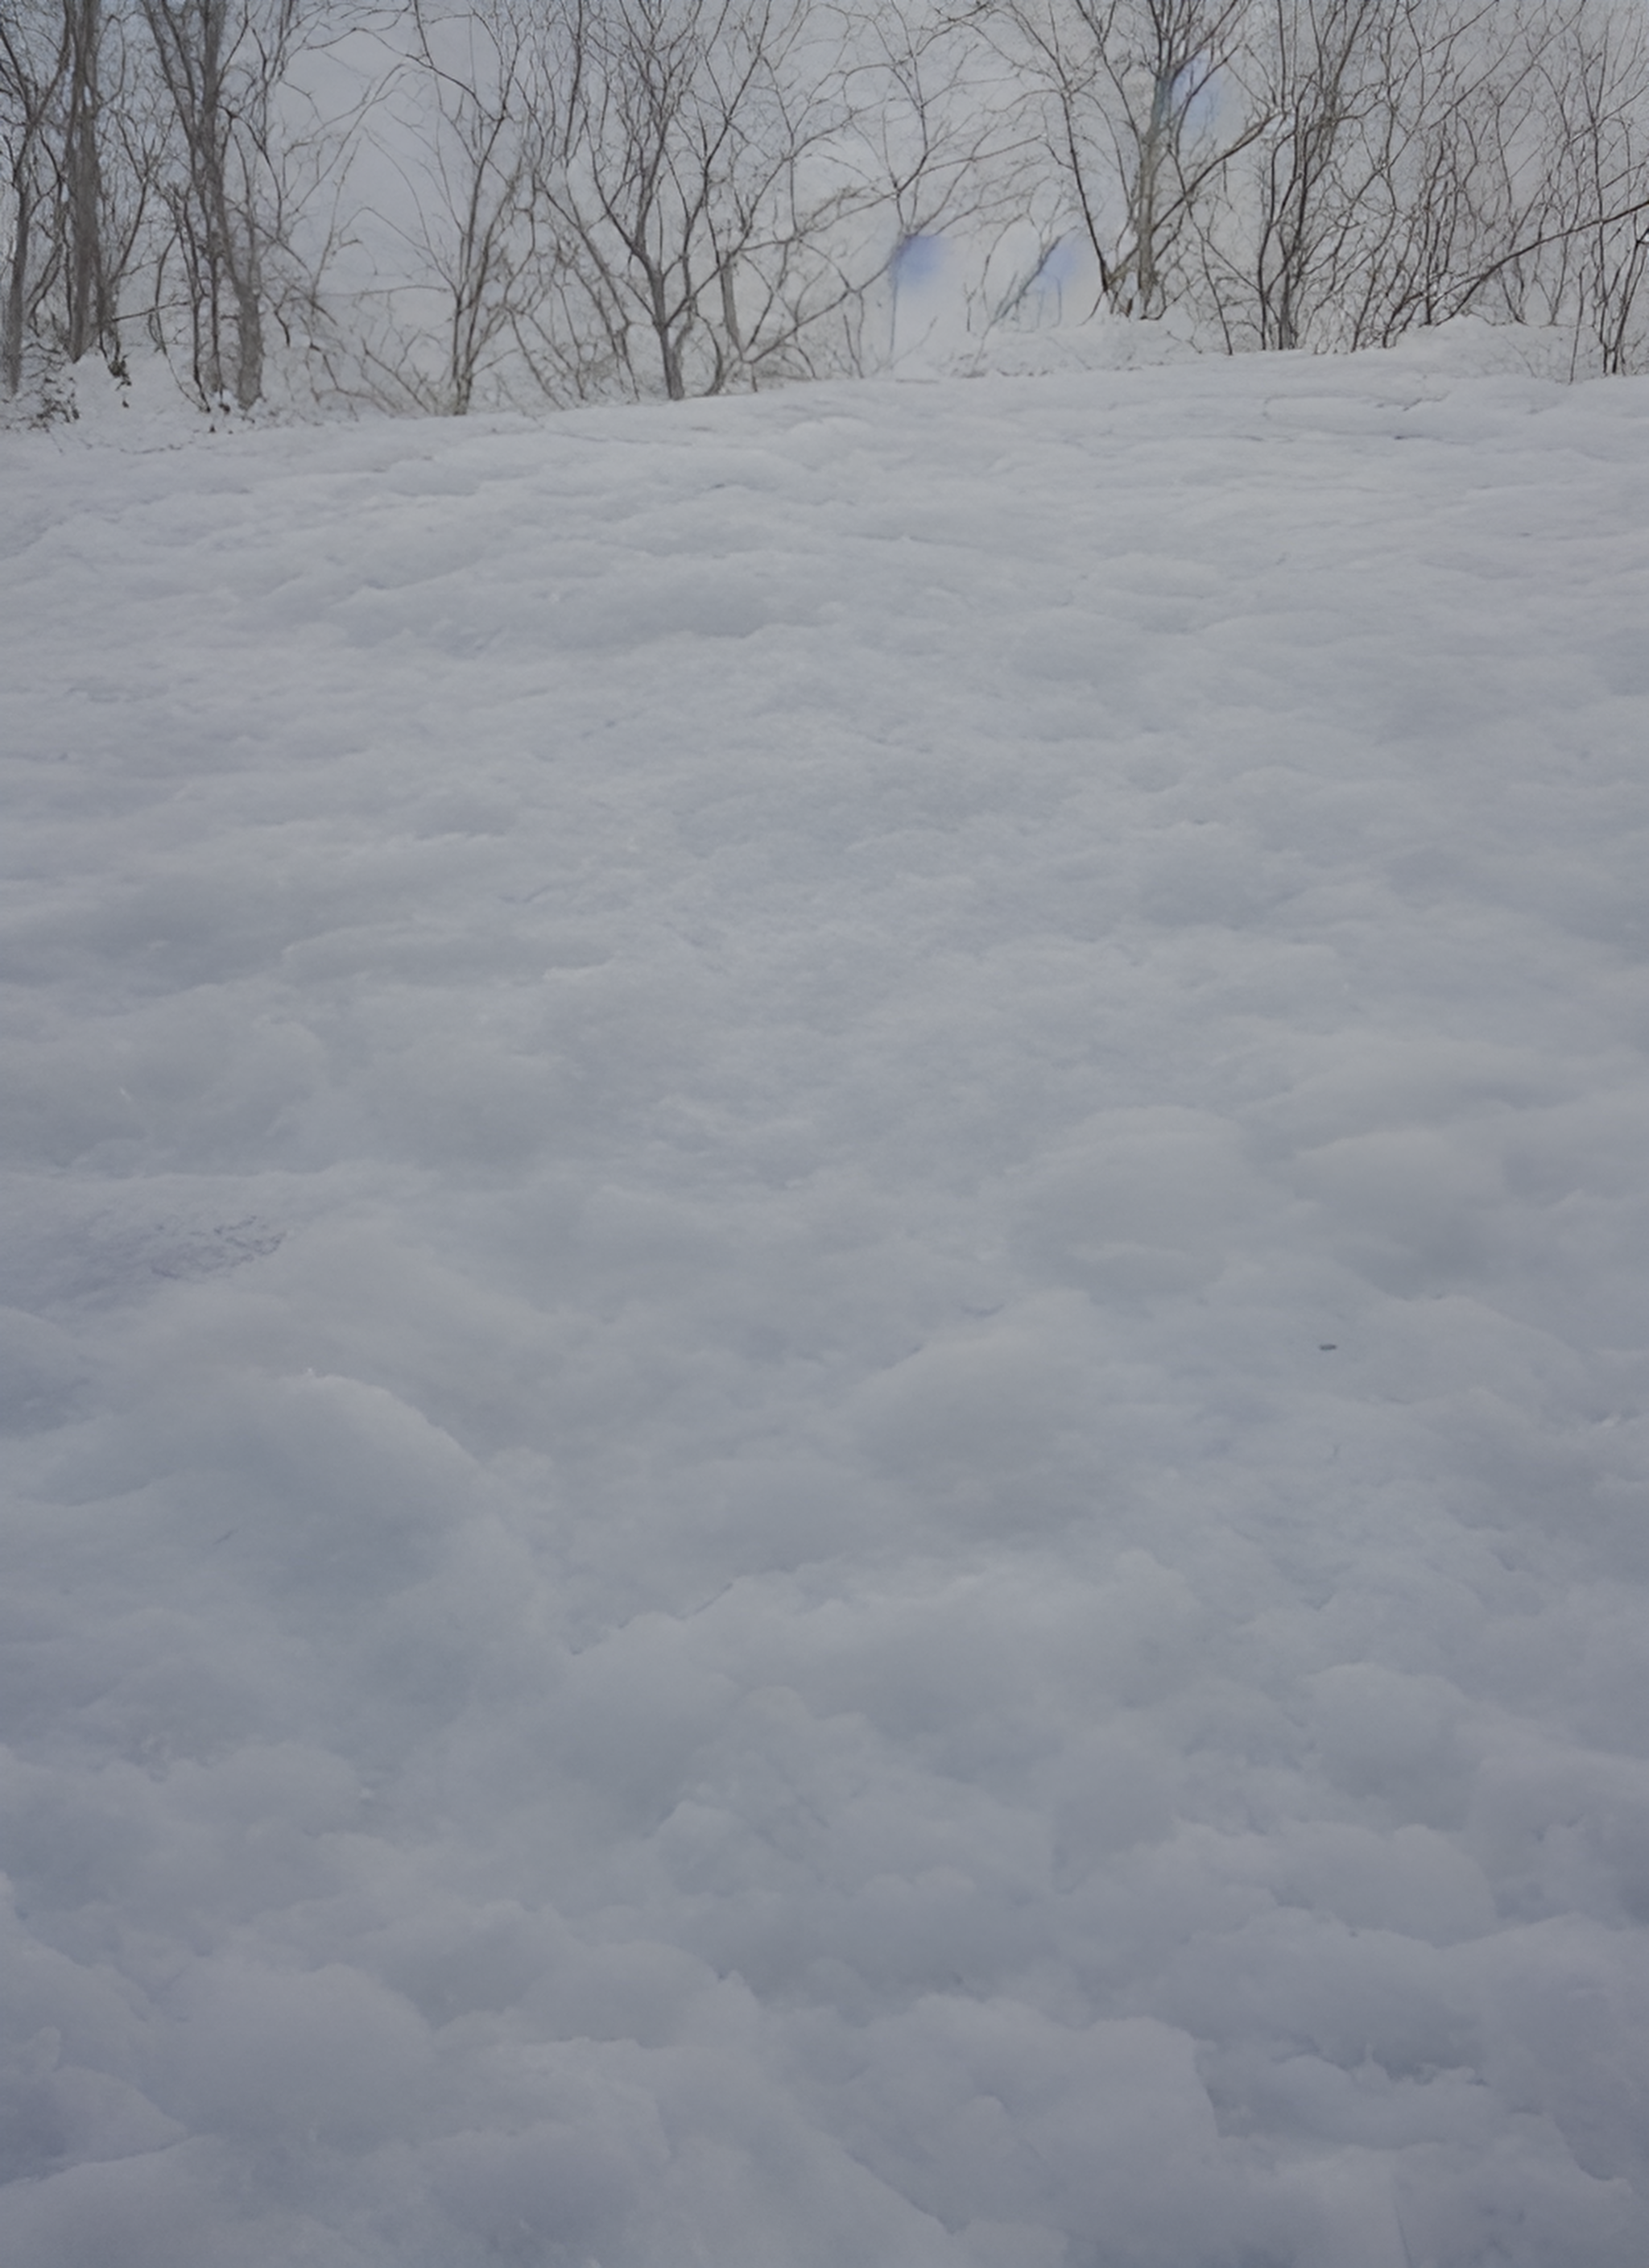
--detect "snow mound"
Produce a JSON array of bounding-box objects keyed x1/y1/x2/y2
[{"x1": 2, "y1": 350, "x2": 1648, "y2": 2266}]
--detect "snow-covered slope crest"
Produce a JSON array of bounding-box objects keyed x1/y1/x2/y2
[{"x1": 2, "y1": 350, "x2": 1648, "y2": 2268}]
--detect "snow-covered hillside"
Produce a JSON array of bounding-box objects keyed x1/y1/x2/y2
[{"x1": 3, "y1": 341, "x2": 1647, "y2": 2268}]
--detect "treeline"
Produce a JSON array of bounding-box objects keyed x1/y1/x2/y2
[{"x1": 5, "y1": 0, "x2": 1648, "y2": 417}]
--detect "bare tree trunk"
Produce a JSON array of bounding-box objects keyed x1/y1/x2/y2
[
  {"x1": 3, "y1": 155, "x2": 37, "y2": 393},
  {"x1": 2, "y1": 3, "x2": 62, "y2": 394},
  {"x1": 61, "y1": 0, "x2": 115, "y2": 362}
]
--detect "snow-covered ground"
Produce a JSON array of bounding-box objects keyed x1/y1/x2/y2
[{"x1": 2, "y1": 337, "x2": 1647, "y2": 2268}]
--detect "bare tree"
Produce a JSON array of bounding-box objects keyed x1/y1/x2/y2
[
  {"x1": 510, "y1": 0, "x2": 979, "y2": 399},
  {"x1": 59, "y1": 0, "x2": 109, "y2": 358},
  {"x1": 1525, "y1": 0, "x2": 1649, "y2": 371},
  {"x1": 1189, "y1": 1, "x2": 1600, "y2": 355},
  {"x1": 1335, "y1": 5, "x2": 1552, "y2": 344},
  {"x1": 14, "y1": 0, "x2": 1649, "y2": 406},
  {"x1": 531, "y1": 0, "x2": 837, "y2": 399},
  {"x1": 963, "y1": 0, "x2": 1265, "y2": 317},
  {"x1": 857, "y1": 0, "x2": 1023, "y2": 349},
  {"x1": 1, "y1": 2, "x2": 62, "y2": 394},
  {"x1": 1238, "y1": 0, "x2": 1390, "y2": 349},
  {"x1": 361, "y1": 0, "x2": 550, "y2": 410},
  {"x1": 139, "y1": 0, "x2": 340, "y2": 406},
  {"x1": 2, "y1": 0, "x2": 133, "y2": 395}
]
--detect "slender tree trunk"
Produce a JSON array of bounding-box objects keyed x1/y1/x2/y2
[
  {"x1": 3, "y1": 165, "x2": 34, "y2": 393},
  {"x1": 647, "y1": 256, "x2": 684, "y2": 396},
  {"x1": 63, "y1": 0, "x2": 114, "y2": 363}
]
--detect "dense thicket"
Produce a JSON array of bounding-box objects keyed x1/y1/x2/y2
[{"x1": 4, "y1": 0, "x2": 1648, "y2": 413}]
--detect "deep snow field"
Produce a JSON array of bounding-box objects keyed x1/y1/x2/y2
[{"x1": 2, "y1": 335, "x2": 1648, "y2": 2268}]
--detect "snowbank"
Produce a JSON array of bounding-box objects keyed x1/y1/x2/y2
[{"x1": 2, "y1": 341, "x2": 1647, "y2": 2266}]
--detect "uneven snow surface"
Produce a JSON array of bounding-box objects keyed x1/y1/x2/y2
[{"x1": 3, "y1": 347, "x2": 1649, "y2": 2268}]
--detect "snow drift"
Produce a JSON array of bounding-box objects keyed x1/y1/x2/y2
[{"x1": 2, "y1": 337, "x2": 1648, "y2": 2266}]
